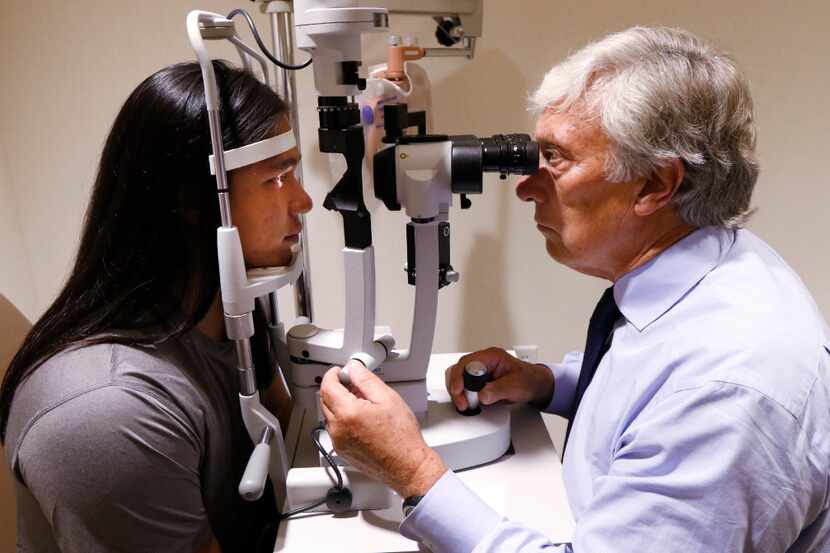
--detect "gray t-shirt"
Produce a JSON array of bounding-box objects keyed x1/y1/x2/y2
[{"x1": 5, "y1": 330, "x2": 278, "y2": 553}]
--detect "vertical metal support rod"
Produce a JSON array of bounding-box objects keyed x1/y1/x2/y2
[
  {"x1": 208, "y1": 109, "x2": 233, "y2": 228},
  {"x1": 235, "y1": 339, "x2": 257, "y2": 396},
  {"x1": 270, "y1": 12, "x2": 287, "y2": 101},
  {"x1": 281, "y1": 14, "x2": 297, "y2": 106},
  {"x1": 270, "y1": 7, "x2": 314, "y2": 321},
  {"x1": 268, "y1": 291, "x2": 279, "y2": 324}
]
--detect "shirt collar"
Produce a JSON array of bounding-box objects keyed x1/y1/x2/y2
[{"x1": 613, "y1": 227, "x2": 736, "y2": 332}]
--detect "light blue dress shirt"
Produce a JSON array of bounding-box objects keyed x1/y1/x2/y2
[{"x1": 400, "y1": 227, "x2": 830, "y2": 553}]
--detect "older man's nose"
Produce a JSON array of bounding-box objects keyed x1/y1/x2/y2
[{"x1": 515, "y1": 174, "x2": 539, "y2": 203}]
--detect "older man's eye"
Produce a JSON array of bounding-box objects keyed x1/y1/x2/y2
[{"x1": 543, "y1": 147, "x2": 565, "y2": 165}]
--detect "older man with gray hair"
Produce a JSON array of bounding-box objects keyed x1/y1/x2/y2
[{"x1": 320, "y1": 27, "x2": 830, "y2": 552}]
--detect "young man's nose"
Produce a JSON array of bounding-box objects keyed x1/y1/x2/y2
[{"x1": 289, "y1": 185, "x2": 313, "y2": 215}]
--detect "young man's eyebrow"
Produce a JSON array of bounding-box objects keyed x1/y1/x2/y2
[{"x1": 269, "y1": 154, "x2": 301, "y2": 170}]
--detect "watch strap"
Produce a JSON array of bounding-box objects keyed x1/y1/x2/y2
[{"x1": 402, "y1": 495, "x2": 424, "y2": 517}]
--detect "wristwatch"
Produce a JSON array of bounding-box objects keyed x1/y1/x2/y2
[{"x1": 402, "y1": 495, "x2": 424, "y2": 518}]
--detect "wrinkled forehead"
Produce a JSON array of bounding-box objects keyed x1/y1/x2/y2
[{"x1": 533, "y1": 107, "x2": 609, "y2": 153}]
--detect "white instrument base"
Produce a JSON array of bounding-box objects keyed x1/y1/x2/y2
[
  {"x1": 276, "y1": 353, "x2": 574, "y2": 552},
  {"x1": 285, "y1": 388, "x2": 511, "y2": 513},
  {"x1": 422, "y1": 389, "x2": 511, "y2": 471},
  {"x1": 314, "y1": 387, "x2": 511, "y2": 465}
]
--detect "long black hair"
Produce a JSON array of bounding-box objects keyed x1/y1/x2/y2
[{"x1": 0, "y1": 61, "x2": 288, "y2": 441}]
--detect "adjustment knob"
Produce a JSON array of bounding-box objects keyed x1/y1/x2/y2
[{"x1": 458, "y1": 361, "x2": 490, "y2": 416}]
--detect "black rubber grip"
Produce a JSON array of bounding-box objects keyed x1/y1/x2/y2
[{"x1": 463, "y1": 368, "x2": 490, "y2": 392}]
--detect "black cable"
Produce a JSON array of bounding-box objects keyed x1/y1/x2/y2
[
  {"x1": 279, "y1": 496, "x2": 328, "y2": 520},
  {"x1": 278, "y1": 425, "x2": 345, "y2": 520},
  {"x1": 255, "y1": 519, "x2": 280, "y2": 553},
  {"x1": 313, "y1": 426, "x2": 344, "y2": 489},
  {"x1": 227, "y1": 8, "x2": 312, "y2": 71}
]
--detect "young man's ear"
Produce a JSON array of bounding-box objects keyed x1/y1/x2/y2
[{"x1": 634, "y1": 159, "x2": 685, "y2": 217}]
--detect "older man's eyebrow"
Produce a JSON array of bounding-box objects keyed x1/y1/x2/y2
[{"x1": 535, "y1": 135, "x2": 574, "y2": 158}]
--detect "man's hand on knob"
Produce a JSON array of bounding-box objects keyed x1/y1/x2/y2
[
  {"x1": 319, "y1": 360, "x2": 448, "y2": 499},
  {"x1": 445, "y1": 347, "x2": 555, "y2": 411}
]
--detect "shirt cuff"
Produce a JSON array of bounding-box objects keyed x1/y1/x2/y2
[
  {"x1": 399, "y1": 470, "x2": 503, "y2": 553},
  {"x1": 542, "y1": 351, "x2": 583, "y2": 417}
]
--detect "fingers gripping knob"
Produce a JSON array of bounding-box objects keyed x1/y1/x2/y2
[
  {"x1": 338, "y1": 366, "x2": 352, "y2": 387},
  {"x1": 464, "y1": 360, "x2": 489, "y2": 386},
  {"x1": 339, "y1": 351, "x2": 387, "y2": 387},
  {"x1": 459, "y1": 360, "x2": 490, "y2": 416}
]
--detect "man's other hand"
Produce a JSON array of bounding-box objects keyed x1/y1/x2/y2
[
  {"x1": 445, "y1": 347, "x2": 555, "y2": 411},
  {"x1": 319, "y1": 361, "x2": 448, "y2": 499}
]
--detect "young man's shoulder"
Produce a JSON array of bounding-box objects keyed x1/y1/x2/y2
[
  {"x1": 5, "y1": 340, "x2": 209, "y2": 471},
  {"x1": 8, "y1": 342, "x2": 214, "y2": 553}
]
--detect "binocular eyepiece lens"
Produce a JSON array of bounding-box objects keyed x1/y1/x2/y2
[
  {"x1": 481, "y1": 134, "x2": 540, "y2": 176},
  {"x1": 451, "y1": 133, "x2": 539, "y2": 195}
]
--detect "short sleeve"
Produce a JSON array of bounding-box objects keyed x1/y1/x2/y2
[{"x1": 15, "y1": 385, "x2": 212, "y2": 553}]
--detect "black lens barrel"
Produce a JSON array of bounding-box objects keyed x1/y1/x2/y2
[
  {"x1": 481, "y1": 134, "x2": 539, "y2": 176},
  {"x1": 450, "y1": 133, "x2": 538, "y2": 194},
  {"x1": 450, "y1": 137, "x2": 484, "y2": 195}
]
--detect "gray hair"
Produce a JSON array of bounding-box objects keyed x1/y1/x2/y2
[{"x1": 530, "y1": 26, "x2": 759, "y2": 228}]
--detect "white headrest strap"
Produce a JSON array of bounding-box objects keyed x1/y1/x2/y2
[{"x1": 209, "y1": 131, "x2": 296, "y2": 175}]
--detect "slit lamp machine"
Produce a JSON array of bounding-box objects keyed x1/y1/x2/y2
[{"x1": 186, "y1": 0, "x2": 539, "y2": 518}]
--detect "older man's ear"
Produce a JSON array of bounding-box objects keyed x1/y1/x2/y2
[{"x1": 634, "y1": 158, "x2": 685, "y2": 217}]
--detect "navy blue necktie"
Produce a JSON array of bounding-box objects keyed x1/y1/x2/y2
[{"x1": 562, "y1": 286, "x2": 621, "y2": 455}]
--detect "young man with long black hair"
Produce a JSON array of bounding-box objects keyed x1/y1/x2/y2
[{"x1": 0, "y1": 61, "x2": 312, "y2": 553}]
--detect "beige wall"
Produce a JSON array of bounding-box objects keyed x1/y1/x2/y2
[
  {"x1": 2, "y1": 0, "x2": 828, "y2": 358},
  {"x1": 0, "y1": 0, "x2": 828, "y2": 526},
  {"x1": 0, "y1": 296, "x2": 31, "y2": 553},
  {"x1": 0, "y1": 0, "x2": 270, "y2": 323},
  {"x1": 0, "y1": 142, "x2": 32, "y2": 551},
  {"x1": 0, "y1": 131, "x2": 33, "y2": 552},
  {"x1": 0, "y1": 143, "x2": 36, "y2": 322}
]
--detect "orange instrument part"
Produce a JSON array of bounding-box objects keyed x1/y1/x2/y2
[{"x1": 386, "y1": 44, "x2": 425, "y2": 83}]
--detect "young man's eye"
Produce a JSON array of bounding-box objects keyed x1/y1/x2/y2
[{"x1": 269, "y1": 168, "x2": 294, "y2": 186}]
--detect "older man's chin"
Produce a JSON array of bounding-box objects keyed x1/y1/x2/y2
[
  {"x1": 545, "y1": 238, "x2": 568, "y2": 263},
  {"x1": 536, "y1": 224, "x2": 586, "y2": 270},
  {"x1": 538, "y1": 226, "x2": 565, "y2": 259},
  {"x1": 543, "y1": 235, "x2": 590, "y2": 276}
]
